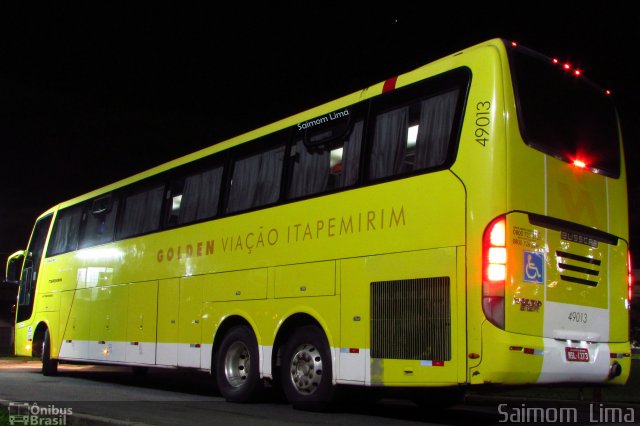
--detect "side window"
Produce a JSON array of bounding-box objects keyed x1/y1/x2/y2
[
  {"x1": 47, "y1": 204, "x2": 83, "y2": 256},
  {"x1": 369, "y1": 89, "x2": 460, "y2": 180},
  {"x1": 79, "y1": 194, "x2": 119, "y2": 249},
  {"x1": 288, "y1": 120, "x2": 363, "y2": 199},
  {"x1": 227, "y1": 144, "x2": 285, "y2": 213},
  {"x1": 166, "y1": 165, "x2": 223, "y2": 227},
  {"x1": 367, "y1": 69, "x2": 469, "y2": 181},
  {"x1": 116, "y1": 185, "x2": 164, "y2": 240}
]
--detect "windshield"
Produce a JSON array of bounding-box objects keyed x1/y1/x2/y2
[{"x1": 508, "y1": 43, "x2": 620, "y2": 178}]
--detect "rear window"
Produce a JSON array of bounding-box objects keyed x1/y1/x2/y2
[{"x1": 509, "y1": 44, "x2": 620, "y2": 178}]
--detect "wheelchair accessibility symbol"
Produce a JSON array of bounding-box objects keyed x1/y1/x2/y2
[{"x1": 524, "y1": 251, "x2": 544, "y2": 284}]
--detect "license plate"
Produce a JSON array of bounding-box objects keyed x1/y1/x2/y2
[{"x1": 565, "y1": 347, "x2": 589, "y2": 362}]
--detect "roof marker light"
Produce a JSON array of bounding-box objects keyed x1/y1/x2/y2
[
  {"x1": 511, "y1": 41, "x2": 518, "y2": 47},
  {"x1": 573, "y1": 159, "x2": 586, "y2": 168},
  {"x1": 605, "y1": 89, "x2": 612, "y2": 95},
  {"x1": 552, "y1": 58, "x2": 559, "y2": 64},
  {"x1": 564, "y1": 63, "x2": 571, "y2": 70},
  {"x1": 574, "y1": 69, "x2": 582, "y2": 76}
]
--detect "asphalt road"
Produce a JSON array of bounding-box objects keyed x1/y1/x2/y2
[{"x1": 0, "y1": 359, "x2": 637, "y2": 425}]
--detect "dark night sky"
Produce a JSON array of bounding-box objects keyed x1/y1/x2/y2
[{"x1": 1, "y1": 4, "x2": 638, "y2": 260}]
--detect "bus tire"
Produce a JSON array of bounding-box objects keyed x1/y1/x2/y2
[
  {"x1": 42, "y1": 329, "x2": 58, "y2": 376},
  {"x1": 280, "y1": 325, "x2": 334, "y2": 411},
  {"x1": 215, "y1": 325, "x2": 261, "y2": 402}
]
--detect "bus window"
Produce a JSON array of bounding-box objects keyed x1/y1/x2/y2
[
  {"x1": 369, "y1": 88, "x2": 459, "y2": 180},
  {"x1": 116, "y1": 185, "x2": 164, "y2": 240},
  {"x1": 165, "y1": 166, "x2": 223, "y2": 227},
  {"x1": 79, "y1": 194, "x2": 119, "y2": 248},
  {"x1": 227, "y1": 144, "x2": 285, "y2": 213},
  {"x1": 288, "y1": 120, "x2": 363, "y2": 199},
  {"x1": 47, "y1": 204, "x2": 83, "y2": 256},
  {"x1": 509, "y1": 46, "x2": 620, "y2": 177}
]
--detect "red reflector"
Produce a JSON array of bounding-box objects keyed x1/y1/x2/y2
[
  {"x1": 523, "y1": 348, "x2": 535, "y2": 355},
  {"x1": 468, "y1": 353, "x2": 480, "y2": 359},
  {"x1": 432, "y1": 361, "x2": 444, "y2": 366},
  {"x1": 509, "y1": 346, "x2": 523, "y2": 351},
  {"x1": 382, "y1": 76, "x2": 398, "y2": 93},
  {"x1": 349, "y1": 348, "x2": 360, "y2": 354},
  {"x1": 131, "y1": 342, "x2": 139, "y2": 346},
  {"x1": 628, "y1": 251, "x2": 633, "y2": 302}
]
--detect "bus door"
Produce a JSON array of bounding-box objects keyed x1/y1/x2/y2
[{"x1": 15, "y1": 215, "x2": 52, "y2": 331}]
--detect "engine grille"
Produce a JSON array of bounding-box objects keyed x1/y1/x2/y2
[
  {"x1": 370, "y1": 277, "x2": 451, "y2": 360},
  {"x1": 556, "y1": 250, "x2": 601, "y2": 287}
]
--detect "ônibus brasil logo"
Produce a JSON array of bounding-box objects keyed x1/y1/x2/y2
[{"x1": 8, "y1": 402, "x2": 72, "y2": 425}]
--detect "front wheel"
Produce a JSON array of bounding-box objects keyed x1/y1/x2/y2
[
  {"x1": 42, "y1": 329, "x2": 58, "y2": 376},
  {"x1": 215, "y1": 325, "x2": 261, "y2": 402},
  {"x1": 280, "y1": 325, "x2": 334, "y2": 411}
]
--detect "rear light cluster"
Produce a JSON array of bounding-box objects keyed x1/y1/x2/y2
[{"x1": 483, "y1": 216, "x2": 506, "y2": 329}]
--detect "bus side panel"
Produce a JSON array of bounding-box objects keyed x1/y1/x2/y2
[
  {"x1": 448, "y1": 45, "x2": 507, "y2": 374},
  {"x1": 125, "y1": 280, "x2": 158, "y2": 364},
  {"x1": 178, "y1": 276, "x2": 203, "y2": 368},
  {"x1": 157, "y1": 278, "x2": 179, "y2": 366},
  {"x1": 55, "y1": 290, "x2": 74, "y2": 358},
  {"x1": 340, "y1": 248, "x2": 461, "y2": 386},
  {"x1": 88, "y1": 284, "x2": 128, "y2": 362},
  {"x1": 59, "y1": 288, "x2": 91, "y2": 359}
]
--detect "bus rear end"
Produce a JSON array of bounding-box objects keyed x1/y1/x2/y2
[{"x1": 478, "y1": 42, "x2": 631, "y2": 385}]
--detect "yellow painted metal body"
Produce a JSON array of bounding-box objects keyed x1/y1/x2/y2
[{"x1": 11, "y1": 39, "x2": 630, "y2": 388}]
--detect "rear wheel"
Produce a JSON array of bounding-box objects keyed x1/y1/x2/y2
[
  {"x1": 215, "y1": 325, "x2": 261, "y2": 402},
  {"x1": 41, "y1": 329, "x2": 58, "y2": 376},
  {"x1": 280, "y1": 325, "x2": 334, "y2": 411}
]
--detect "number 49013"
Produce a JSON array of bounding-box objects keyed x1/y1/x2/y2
[{"x1": 475, "y1": 101, "x2": 491, "y2": 146}]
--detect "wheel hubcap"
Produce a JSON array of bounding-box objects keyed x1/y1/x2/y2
[
  {"x1": 224, "y1": 341, "x2": 250, "y2": 388},
  {"x1": 289, "y1": 343, "x2": 323, "y2": 395}
]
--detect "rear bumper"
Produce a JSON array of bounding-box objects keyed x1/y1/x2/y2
[{"x1": 472, "y1": 321, "x2": 630, "y2": 385}]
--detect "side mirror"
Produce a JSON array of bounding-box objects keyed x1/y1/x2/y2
[{"x1": 5, "y1": 250, "x2": 25, "y2": 286}]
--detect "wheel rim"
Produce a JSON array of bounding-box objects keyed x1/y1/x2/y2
[
  {"x1": 288, "y1": 343, "x2": 323, "y2": 395},
  {"x1": 224, "y1": 341, "x2": 251, "y2": 388}
]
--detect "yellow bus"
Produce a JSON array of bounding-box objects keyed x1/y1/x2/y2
[{"x1": 5, "y1": 38, "x2": 632, "y2": 409}]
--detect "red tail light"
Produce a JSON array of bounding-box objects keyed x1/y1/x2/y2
[{"x1": 483, "y1": 216, "x2": 506, "y2": 329}]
